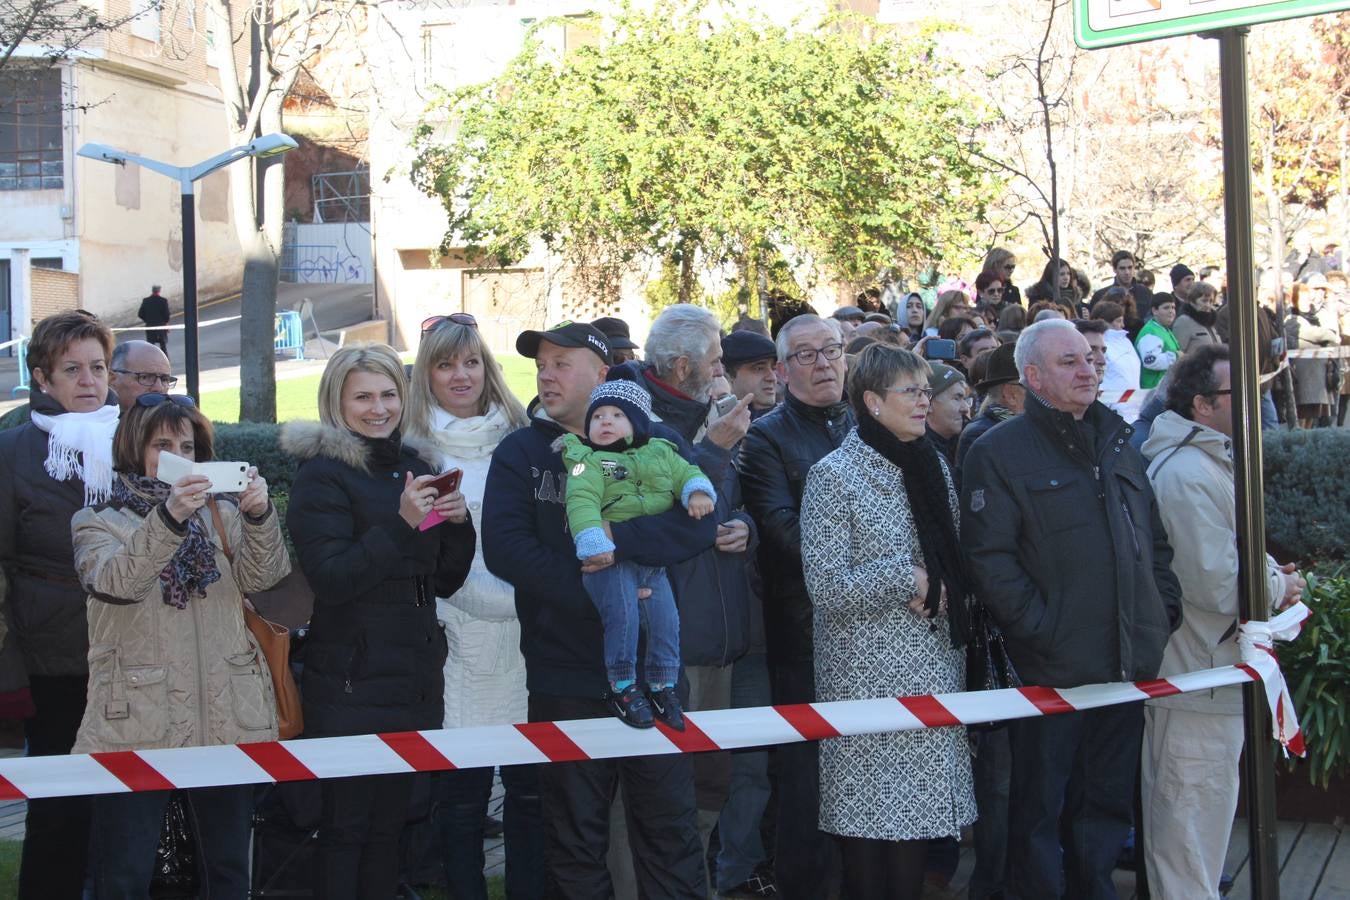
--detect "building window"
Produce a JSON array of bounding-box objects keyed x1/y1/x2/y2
[{"x1": 0, "y1": 69, "x2": 63, "y2": 192}]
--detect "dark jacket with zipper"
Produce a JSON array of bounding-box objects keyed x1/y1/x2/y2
[
  {"x1": 620, "y1": 362, "x2": 758, "y2": 669},
  {"x1": 737, "y1": 390, "x2": 854, "y2": 665},
  {"x1": 959, "y1": 396, "x2": 1182, "y2": 689},
  {"x1": 282, "y1": 422, "x2": 475, "y2": 738},
  {"x1": 482, "y1": 407, "x2": 717, "y2": 699},
  {"x1": 0, "y1": 388, "x2": 119, "y2": 677}
]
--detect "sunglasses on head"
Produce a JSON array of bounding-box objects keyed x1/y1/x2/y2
[
  {"x1": 421, "y1": 313, "x2": 478, "y2": 334},
  {"x1": 135, "y1": 392, "x2": 196, "y2": 409}
]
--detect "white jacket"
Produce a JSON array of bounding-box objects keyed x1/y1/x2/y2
[
  {"x1": 1102, "y1": 328, "x2": 1142, "y2": 423},
  {"x1": 429, "y1": 404, "x2": 528, "y2": 728},
  {"x1": 1142, "y1": 411, "x2": 1284, "y2": 714}
]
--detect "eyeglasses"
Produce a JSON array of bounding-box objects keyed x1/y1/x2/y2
[
  {"x1": 135, "y1": 392, "x2": 196, "y2": 409},
  {"x1": 1002, "y1": 264, "x2": 1016, "y2": 271},
  {"x1": 885, "y1": 385, "x2": 934, "y2": 401},
  {"x1": 421, "y1": 313, "x2": 478, "y2": 334},
  {"x1": 787, "y1": 342, "x2": 845, "y2": 367},
  {"x1": 985, "y1": 287, "x2": 1005, "y2": 295},
  {"x1": 113, "y1": 369, "x2": 178, "y2": 389},
  {"x1": 1208, "y1": 389, "x2": 1233, "y2": 397}
]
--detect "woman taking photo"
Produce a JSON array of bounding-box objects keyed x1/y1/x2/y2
[
  {"x1": 282, "y1": 343, "x2": 475, "y2": 900},
  {"x1": 404, "y1": 314, "x2": 543, "y2": 899},
  {"x1": 0, "y1": 309, "x2": 116, "y2": 897},
  {"x1": 71, "y1": 393, "x2": 290, "y2": 897},
  {"x1": 800, "y1": 343, "x2": 975, "y2": 900}
]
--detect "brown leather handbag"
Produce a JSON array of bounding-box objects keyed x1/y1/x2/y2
[{"x1": 209, "y1": 500, "x2": 303, "y2": 739}]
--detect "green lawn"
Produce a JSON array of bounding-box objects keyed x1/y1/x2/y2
[{"x1": 201, "y1": 354, "x2": 539, "y2": 424}]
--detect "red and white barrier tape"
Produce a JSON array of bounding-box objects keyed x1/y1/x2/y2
[
  {"x1": 1287, "y1": 346, "x2": 1350, "y2": 360},
  {"x1": 1099, "y1": 388, "x2": 1151, "y2": 406},
  {"x1": 0, "y1": 603, "x2": 1308, "y2": 800}
]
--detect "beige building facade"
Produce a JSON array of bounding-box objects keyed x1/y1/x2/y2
[{"x1": 1, "y1": 0, "x2": 243, "y2": 342}]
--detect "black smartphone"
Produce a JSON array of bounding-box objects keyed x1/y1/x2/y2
[{"x1": 923, "y1": 338, "x2": 957, "y2": 361}]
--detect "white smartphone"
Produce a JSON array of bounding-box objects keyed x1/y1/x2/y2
[{"x1": 156, "y1": 451, "x2": 250, "y2": 493}]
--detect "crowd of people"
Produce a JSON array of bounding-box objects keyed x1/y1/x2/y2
[{"x1": 0, "y1": 238, "x2": 1329, "y2": 900}]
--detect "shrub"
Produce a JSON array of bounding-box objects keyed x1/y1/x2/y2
[
  {"x1": 1263, "y1": 429, "x2": 1350, "y2": 564},
  {"x1": 1282, "y1": 564, "x2": 1350, "y2": 787}
]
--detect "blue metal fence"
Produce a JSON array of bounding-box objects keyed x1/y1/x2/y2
[{"x1": 274, "y1": 310, "x2": 305, "y2": 360}]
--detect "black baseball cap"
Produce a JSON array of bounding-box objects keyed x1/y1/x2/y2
[
  {"x1": 516, "y1": 321, "x2": 611, "y2": 364},
  {"x1": 590, "y1": 316, "x2": 639, "y2": 350},
  {"x1": 721, "y1": 330, "x2": 777, "y2": 367}
]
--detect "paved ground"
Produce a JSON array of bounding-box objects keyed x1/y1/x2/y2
[{"x1": 0, "y1": 282, "x2": 375, "y2": 405}]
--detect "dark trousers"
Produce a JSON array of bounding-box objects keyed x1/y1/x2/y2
[
  {"x1": 19, "y1": 673, "x2": 91, "y2": 900},
  {"x1": 316, "y1": 773, "x2": 416, "y2": 900},
  {"x1": 1005, "y1": 702, "x2": 1145, "y2": 900},
  {"x1": 528, "y1": 692, "x2": 705, "y2": 899},
  {"x1": 433, "y1": 764, "x2": 545, "y2": 900},
  {"x1": 968, "y1": 727, "x2": 1012, "y2": 900},
  {"x1": 91, "y1": 785, "x2": 253, "y2": 899},
  {"x1": 770, "y1": 660, "x2": 838, "y2": 900},
  {"x1": 145, "y1": 329, "x2": 168, "y2": 353}
]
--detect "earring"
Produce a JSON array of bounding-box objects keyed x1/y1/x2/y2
[{"x1": 872, "y1": 408, "x2": 880, "y2": 416}]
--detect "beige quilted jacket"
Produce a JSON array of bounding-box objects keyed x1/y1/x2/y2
[{"x1": 69, "y1": 497, "x2": 291, "y2": 754}]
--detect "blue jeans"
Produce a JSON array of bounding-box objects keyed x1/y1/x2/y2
[
  {"x1": 716, "y1": 653, "x2": 773, "y2": 890},
  {"x1": 582, "y1": 562, "x2": 680, "y2": 686},
  {"x1": 1260, "y1": 389, "x2": 1278, "y2": 429},
  {"x1": 1005, "y1": 703, "x2": 1144, "y2": 900},
  {"x1": 91, "y1": 785, "x2": 253, "y2": 899},
  {"x1": 433, "y1": 765, "x2": 546, "y2": 900}
]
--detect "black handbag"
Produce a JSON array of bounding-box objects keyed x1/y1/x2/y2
[
  {"x1": 965, "y1": 601, "x2": 1021, "y2": 695},
  {"x1": 149, "y1": 791, "x2": 200, "y2": 899}
]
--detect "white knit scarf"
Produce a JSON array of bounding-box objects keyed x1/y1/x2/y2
[
  {"x1": 429, "y1": 403, "x2": 514, "y2": 461},
  {"x1": 29, "y1": 402, "x2": 120, "y2": 504}
]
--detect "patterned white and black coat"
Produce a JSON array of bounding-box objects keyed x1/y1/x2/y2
[{"x1": 801, "y1": 429, "x2": 976, "y2": 841}]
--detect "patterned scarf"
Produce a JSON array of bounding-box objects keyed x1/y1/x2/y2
[
  {"x1": 857, "y1": 414, "x2": 970, "y2": 647},
  {"x1": 112, "y1": 474, "x2": 221, "y2": 609}
]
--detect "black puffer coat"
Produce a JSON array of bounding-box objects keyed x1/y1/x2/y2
[
  {"x1": 282, "y1": 422, "x2": 475, "y2": 738},
  {"x1": 737, "y1": 390, "x2": 853, "y2": 664},
  {"x1": 0, "y1": 388, "x2": 119, "y2": 677}
]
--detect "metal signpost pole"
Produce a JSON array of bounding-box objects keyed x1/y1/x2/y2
[
  {"x1": 181, "y1": 180, "x2": 200, "y2": 401},
  {"x1": 1216, "y1": 28, "x2": 1281, "y2": 898}
]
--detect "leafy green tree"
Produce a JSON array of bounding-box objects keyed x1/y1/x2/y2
[{"x1": 411, "y1": 2, "x2": 993, "y2": 304}]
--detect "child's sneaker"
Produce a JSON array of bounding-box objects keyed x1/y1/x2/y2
[
  {"x1": 647, "y1": 685, "x2": 686, "y2": 731},
  {"x1": 605, "y1": 683, "x2": 654, "y2": 729}
]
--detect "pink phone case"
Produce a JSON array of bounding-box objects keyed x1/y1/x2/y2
[{"x1": 418, "y1": 508, "x2": 450, "y2": 531}]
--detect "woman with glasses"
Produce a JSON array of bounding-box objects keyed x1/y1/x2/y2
[
  {"x1": 923, "y1": 290, "x2": 974, "y2": 334},
  {"x1": 799, "y1": 343, "x2": 974, "y2": 900},
  {"x1": 980, "y1": 248, "x2": 1022, "y2": 308},
  {"x1": 403, "y1": 315, "x2": 543, "y2": 900},
  {"x1": 282, "y1": 343, "x2": 476, "y2": 900},
  {"x1": 69, "y1": 392, "x2": 290, "y2": 897},
  {"x1": 973, "y1": 271, "x2": 1008, "y2": 321},
  {"x1": 0, "y1": 310, "x2": 118, "y2": 897}
]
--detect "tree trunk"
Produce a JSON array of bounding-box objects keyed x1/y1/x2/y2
[
  {"x1": 677, "y1": 240, "x2": 695, "y2": 305},
  {"x1": 239, "y1": 241, "x2": 279, "y2": 422}
]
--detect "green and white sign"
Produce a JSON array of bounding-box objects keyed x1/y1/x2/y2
[{"x1": 1074, "y1": 0, "x2": 1350, "y2": 49}]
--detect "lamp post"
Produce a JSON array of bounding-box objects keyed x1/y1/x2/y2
[{"x1": 77, "y1": 134, "x2": 298, "y2": 400}]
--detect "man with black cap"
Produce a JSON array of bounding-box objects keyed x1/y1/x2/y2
[
  {"x1": 591, "y1": 316, "x2": 640, "y2": 364},
  {"x1": 1165, "y1": 264, "x2": 1195, "y2": 307},
  {"x1": 482, "y1": 321, "x2": 714, "y2": 898},
  {"x1": 722, "y1": 330, "x2": 779, "y2": 420}
]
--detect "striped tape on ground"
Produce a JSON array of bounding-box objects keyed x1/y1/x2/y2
[{"x1": 0, "y1": 604, "x2": 1307, "y2": 800}]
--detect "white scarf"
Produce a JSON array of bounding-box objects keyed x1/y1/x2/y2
[
  {"x1": 429, "y1": 403, "x2": 514, "y2": 461},
  {"x1": 29, "y1": 402, "x2": 120, "y2": 504}
]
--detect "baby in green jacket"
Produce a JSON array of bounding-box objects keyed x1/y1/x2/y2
[{"x1": 562, "y1": 377, "x2": 714, "y2": 730}]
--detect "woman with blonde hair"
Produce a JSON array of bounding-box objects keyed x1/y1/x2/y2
[
  {"x1": 981, "y1": 247, "x2": 1022, "y2": 307},
  {"x1": 923, "y1": 290, "x2": 974, "y2": 333},
  {"x1": 404, "y1": 315, "x2": 543, "y2": 899},
  {"x1": 282, "y1": 343, "x2": 476, "y2": 900}
]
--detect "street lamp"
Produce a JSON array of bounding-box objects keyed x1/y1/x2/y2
[{"x1": 77, "y1": 133, "x2": 299, "y2": 400}]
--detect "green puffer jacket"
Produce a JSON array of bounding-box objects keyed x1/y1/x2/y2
[{"x1": 561, "y1": 435, "x2": 714, "y2": 559}]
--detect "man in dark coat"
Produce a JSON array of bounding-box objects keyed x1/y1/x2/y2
[
  {"x1": 738, "y1": 313, "x2": 853, "y2": 900},
  {"x1": 960, "y1": 319, "x2": 1183, "y2": 900},
  {"x1": 137, "y1": 285, "x2": 170, "y2": 353},
  {"x1": 482, "y1": 321, "x2": 714, "y2": 899}
]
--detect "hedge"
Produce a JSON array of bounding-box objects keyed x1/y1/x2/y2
[
  {"x1": 1264, "y1": 428, "x2": 1350, "y2": 564},
  {"x1": 212, "y1": 422, "x2": 297, "y2": 494}
]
